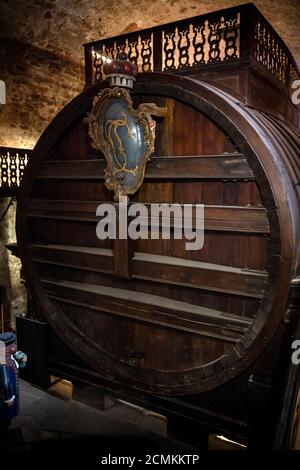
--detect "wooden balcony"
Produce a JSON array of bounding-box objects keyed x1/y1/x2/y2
[
  {"x1": 84, "y1": 2, "x2": 299, "y2": 93},
  {"x1": 0, "y1": 147, "x2": 31, "y2": 196}
]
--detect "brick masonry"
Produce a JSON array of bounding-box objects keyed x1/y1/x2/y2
[{"x1": 0, "y1": 0, "x2": 299, "y2": 149}]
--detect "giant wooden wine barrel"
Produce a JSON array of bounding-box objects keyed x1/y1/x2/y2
[
  {"x1": 18, "y1": 74, "x2": 300, "y2": 395},
  {"x1": 16, "y1": 72, "x2": 300, "y2": 403}
]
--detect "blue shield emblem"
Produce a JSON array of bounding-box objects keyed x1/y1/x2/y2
[{"x1": 86, "y1": 87, "x2": 166, "y2": 199}]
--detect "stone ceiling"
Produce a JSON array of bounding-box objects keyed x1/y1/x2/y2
[
  {"x1": 0, "y1": 0, "x2": 299, "y2": 149},
  {"x1": 1, "y1": 0, "x2": 299, "y2": 65}
]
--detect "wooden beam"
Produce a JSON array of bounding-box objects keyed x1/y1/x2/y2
[
  {"x1": 132, "y1": 253, "x2": 268, "y2": 298},
  {"x1": 36, "y1": 154, "x2": 254, "y2": 180},
  {"x1": 31, "y1": 244, "x2": 267, "y2": 298},
  {"x1": 204, "y1": 205, "x2": 269, "y2": 232},
  {"x1": 28, "y1": 200, "x2": 269, "y2": 233},
  {"x1": 31, "y1": 244, "x2": 113, "y2": 273},
  {"x1": 41, "y1": 278, "x2": 251, "y2": 343},
  {"x1": 113, "y1": 197, "x2": 133, "y2": 279}
]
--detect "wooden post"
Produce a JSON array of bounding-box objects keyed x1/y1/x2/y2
[
  {"x1": 84, "y1": 44, "x2": 93, "y2": 88},
  {"x1": 113, "y1": 196, "x2": 133, "y2": 279}
]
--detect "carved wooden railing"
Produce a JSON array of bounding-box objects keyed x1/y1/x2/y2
[
  {"x1": 251, "y1": 6, "x2": 299, "y2": 89},
  {"x1": 84, "y1": 3, "x2": 299, "y2": 93},
  {"x1": 0, "y1": 147, "x2": 31, "y2": 195}
]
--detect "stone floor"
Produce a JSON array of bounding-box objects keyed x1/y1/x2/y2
[
  {"x1": 3, "y1": 379, "x2": 297, "y2": 451},
  {"x1": 2, "y1": 379, "x2": 171, "y2": 446}
]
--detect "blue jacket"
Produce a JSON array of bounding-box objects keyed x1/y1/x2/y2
[{"x1": 0, "y1": 363, "x2": 17, "y2": 421}]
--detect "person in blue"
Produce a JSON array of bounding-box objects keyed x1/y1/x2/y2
[{"x1": 0, "y1": 332, "x2": 27, "y2": 433}]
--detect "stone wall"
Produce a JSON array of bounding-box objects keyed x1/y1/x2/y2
[
  {"x1": 0, "y1": 38, "x2": 84, "y2": 149},
  {"x1": 0, "y1": 32, "x2": 84, "y2": 329},
  {"x1": 1, "y1": 0, "x2": 299, "y2": 65},
  {"x1": 0, "y1": 0, "x2": 299, "y2": 148},
  {"x1": 0, "y1": 198, "x2": 26, "y2": 330}
]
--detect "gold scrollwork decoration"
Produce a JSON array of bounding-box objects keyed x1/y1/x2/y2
[{"x1": 85, "y1": 87, "x2": 166, "y2": 200}]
